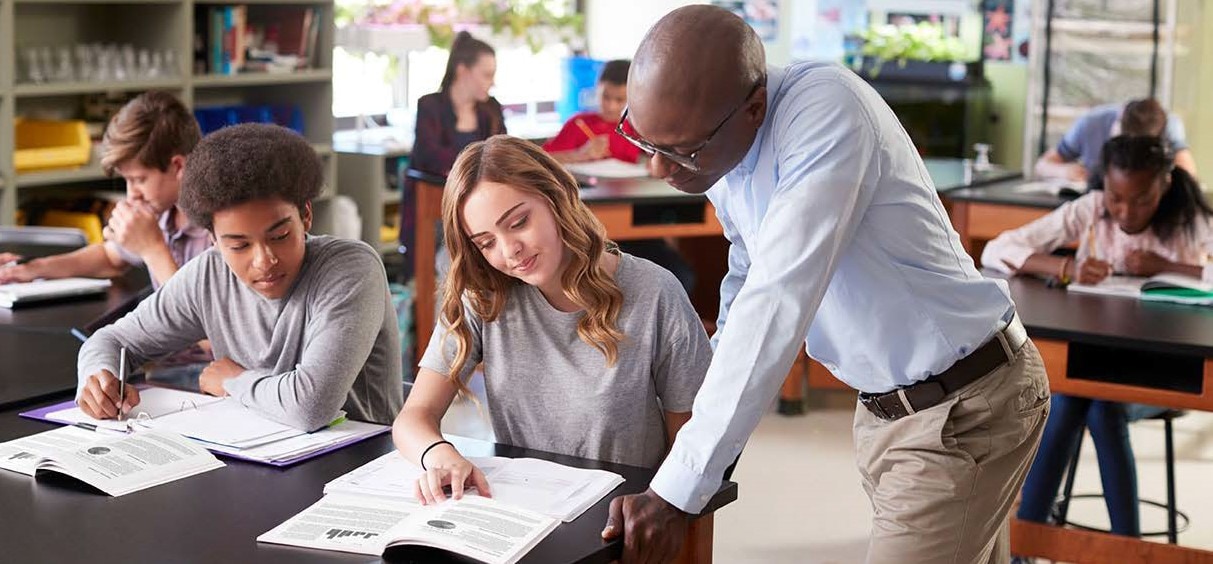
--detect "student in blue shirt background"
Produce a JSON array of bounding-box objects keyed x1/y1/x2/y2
[{"x1": 1034, "y1": 98, "x2": 1197, "y2": 184}]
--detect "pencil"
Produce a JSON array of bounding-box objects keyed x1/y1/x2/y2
[
  {"x1": 574, "y1": 118, "x2": 596, "y2": 140},
  {"x1": 1086, "y1": 224, "x2": 1098, "y2": 262}
]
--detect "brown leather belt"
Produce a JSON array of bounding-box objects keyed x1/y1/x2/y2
[{"x1": 859, "y1": 314, "x2": 1028, "y2": 422}]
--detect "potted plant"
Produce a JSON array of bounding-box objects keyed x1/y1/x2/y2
[{"x1": 855, "y1": 22, "x2": 978, "y2": 82}]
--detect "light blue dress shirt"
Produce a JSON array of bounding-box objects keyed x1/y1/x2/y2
[{"x1": 650, "y1": 62, "x2": 1017, "y2": 513}]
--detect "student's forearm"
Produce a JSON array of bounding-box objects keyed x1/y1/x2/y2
[
  {"x1": 1017, "y1": 253, "x2": 1072, "y2": 280},
  {"x1": 1034, "y1": 160, "x2": 1084, "y2": 182},
  {"x1": 392, "y1": 408, "x2": 447, "y2": 465},
  {"x1": 30, "y1": 244, "x2": 127, "y2": 279},
  {"x1": 663, "y1": 411, "x2": 692, "y2": 458},
  {"x1": 140, "y1": 243, "x2": 179, "y2": 286},
  {"x1": 548, "y1": 149, "x2": 586, "y2": 164},
  {"x1": 1163, "y1": 262, "x2": 1203, "y2": 279}
]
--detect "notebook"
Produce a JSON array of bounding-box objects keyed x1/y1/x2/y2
[
  {"x1": 0, "y1": 278, "x2": 112, "y2": 308},
  {"x1": 1067, "y1": 273, "x2": 1213, "y2": 305}
]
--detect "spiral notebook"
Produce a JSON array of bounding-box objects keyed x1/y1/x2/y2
[{"x1": 20, "y1": 387, "x2": 388, "y2": 467}]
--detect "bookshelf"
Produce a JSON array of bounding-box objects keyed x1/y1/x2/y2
[{"x1": 0, "y1": 0, "x2": 337, "y2": 227}]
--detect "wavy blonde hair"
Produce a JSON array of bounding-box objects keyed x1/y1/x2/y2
[{"x1": 439, "y1": 135, "x2": 625, "y2": 395}]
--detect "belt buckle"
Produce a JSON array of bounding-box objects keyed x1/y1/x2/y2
[{"x1": 860, "y1": 394, "x2": 889, "y2": 420}]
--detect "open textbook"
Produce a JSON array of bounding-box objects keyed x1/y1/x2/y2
[
  {"x1": 1068, "y1": 273, "x2": 1213, "y2": 305},
  {"x1": 258, "y1": 493, "x2": 558, "y2": 564},
  {"x1": 0, "y1": 277, "x2": 112, "y2": 308},
  {"x1": 323, "y1": 450, "x2": 625, "y2": 522},
  {"x1": 564, "y1": 159, "x2": 650, "y2": 180},
  {"x1": 0, "y1": 425, "x2": 223, "y2": 496},
  {"x1": 23, "y1": 387, "x2": 389, "y2": 466}
]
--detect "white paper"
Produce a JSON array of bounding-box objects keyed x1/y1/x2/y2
[
  {"x1": 0, "y1": 426, "x2": 97, "y2": 475},
  {"x1": 0, "y1": 277, "x2": 111, "y2": 308},
  {"x1": 384, "y1": 495, "x2": 558, "y2": 564},
  {"x1": 46, "y1": 387, "x2": 223, "y2": 431},
  {"x1": 1067, "y1": 275, "x2": 1149, "y2": 299},
  {"x1": 148, "y1": 400, "x2": 306, "y2": 448},
  {"x1": 257, "y1": 494, "x2": 418, "y2": 555},
  {"x1": 564, "y1": 159, "x2": 650, "y2": 179},
  {"x1": 324, "y1": 451, "x2": 623, "y2": 522},
  {"x1": 2, "y1": 428, "x2": 223, "y2": 496}
]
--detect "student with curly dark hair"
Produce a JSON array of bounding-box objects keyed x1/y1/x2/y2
[
  {"x1": 985, "y1": 135, "x2": 1213, "y2": 537},
  {"x1": 75, "y1": 123, "x2": 404, "y2": 430}
]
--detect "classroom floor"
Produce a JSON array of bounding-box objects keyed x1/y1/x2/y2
[{"x1": 441, "y1": 382, "x2": 1213, "y2": 563}]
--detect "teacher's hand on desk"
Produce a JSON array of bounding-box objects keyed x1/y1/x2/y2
[
  {"x1": 78, "y1": 369, "x2": 141, "y2": 419},
  {"x1": 415, "y1": 444, "x2": 493, "y2": 505},
  {"x1": 602, "y1": 488, "x2": 690, "y2": 563},
  {"x1": 199, "y1": 357, "x2": 245, "y2": 396}
]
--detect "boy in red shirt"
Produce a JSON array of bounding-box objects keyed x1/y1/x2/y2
[{"x1": 544, "y1": 60, "x2": 641, "y2": 164}]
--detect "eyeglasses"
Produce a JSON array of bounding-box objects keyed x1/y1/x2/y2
[{"x1": 615, "y1": 80, "x2": 764, "y2": 173}]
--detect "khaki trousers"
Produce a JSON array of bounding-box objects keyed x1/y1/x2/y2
[{"x1": 854, "y1": 338, "x2": 1050, "y2": 564}]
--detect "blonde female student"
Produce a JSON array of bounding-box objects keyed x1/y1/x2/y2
[
  {"x1": 393, "y1": 135, "x2": 711, "y2": 503},
  {"x1": 984, "y1": 135, "x2": 1213, "y2": 538}
]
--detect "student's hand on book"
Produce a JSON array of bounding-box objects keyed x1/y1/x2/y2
[
  {"x1": 0, "y1": 260, "x2": 37, "y2": 284},
  {"x1": 1124, "y1": 249, "x2": 1171, "y2": 277},
  {"x1": 602, "y1": 488, "x2": 689, "y2": 564},
  {"x1": 199, "y1": 357, "x2": 246, "y2": 396},
  {"x1": 78, "y1": 369, "x2": 141, "y2": 420},
  {"x1": 106, "y1": 200, "x2": 165, "y2": 257},
  {"x1": 415, "y1": 446, "x2": 492, "y2": 505},
  {"x1": 1076, "y1": 258, "x2": 1113, "y2": 285}
]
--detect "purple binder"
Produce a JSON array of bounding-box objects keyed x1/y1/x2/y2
[{"x1": 20, "y1": 399, "x2": 389, "y2": 468}]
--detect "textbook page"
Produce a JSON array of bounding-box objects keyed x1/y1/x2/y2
[
  {"x1": 1066, "y1": 276, "x2": 1149, "y2": 299},
  {"x1": 384, "y1": 495, "x2": 559, "y2": 564},
  {"x1": 257, "y1": 493, "x2": 417, "y2": 555},
  {"x1": 324, "y1": 451, "x2": 508, "y2": 500},
  {"x1": 28, "y1": 429, "x2": 223, "y2": 496},
  {"x1": 0, "y1": 426, "x2": 98, "y2": 475}
]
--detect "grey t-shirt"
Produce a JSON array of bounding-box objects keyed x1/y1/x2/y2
[
  {"x1": 78, "y1": 235, "x2": 403, "y2": 430},
  {"x1": 421, "y1": 253, "x2": 711, "y2": 468},
  {"x1": 1057, "y1": 102, "x2": 1188, "y2": 173}
]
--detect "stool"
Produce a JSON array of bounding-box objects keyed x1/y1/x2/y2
[{"x1": 1052, "y1": 409, "x2": 1189, "y2": 543}]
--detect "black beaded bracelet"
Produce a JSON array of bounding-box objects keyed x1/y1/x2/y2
[{"x1": 420, "y1": 440, "x2": 454, "y2": 471}]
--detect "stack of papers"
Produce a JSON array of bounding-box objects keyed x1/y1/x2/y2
[
  {"x1": 324, "y1": 450, "x2": 624, "y2": 522},
  {"x1": 0, "y1": 278, "x2": 112, "y2": 308},
  {"x1": 33, "y1": 387, "x2": 388, "y2": 466}
]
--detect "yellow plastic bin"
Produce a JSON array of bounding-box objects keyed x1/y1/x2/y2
[{"x1": 14, "y1": 119, "x2": 92, "y2": 172}]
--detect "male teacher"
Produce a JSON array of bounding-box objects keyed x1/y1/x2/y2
[{"x1": 601, "y1": 6, "x2": 1050, "y2": 563}]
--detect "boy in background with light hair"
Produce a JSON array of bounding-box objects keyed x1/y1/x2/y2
[{"x1": 0, "y1": 90, "x2": 208, "y2": 287}]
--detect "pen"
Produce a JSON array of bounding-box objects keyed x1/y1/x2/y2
[
  {"x1": 117, "y1": 346, "x2": 128, "y2": 422},
  {"x1": 574, "y1": 118, "x2": 596, "y2": 140}
]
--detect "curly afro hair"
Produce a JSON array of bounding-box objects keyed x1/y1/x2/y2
[{"x1": 179, "y1": 123, "x2": 323, "y2": 231}]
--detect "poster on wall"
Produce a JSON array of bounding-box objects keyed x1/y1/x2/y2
[
  {"x1": 791, "y1": 0, "x2": 867, "y2": 62},
  {"x1": 712, "y1": 0, "x2": 779, "y2": 42},
  {"x1": 982, "y1": 0, "x2": 1015, "y2": 61}
]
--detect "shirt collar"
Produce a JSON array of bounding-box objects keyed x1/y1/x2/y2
[
  {"x1": 161, "y1": 206, "x2": 208, "y2": 240},
  {"x1": 733, "y1": 64, "x2": 786, "y2": 176}
]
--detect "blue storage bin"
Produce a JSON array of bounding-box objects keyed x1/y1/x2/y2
[
  {"x1": 557, "y1": 57, "x2": 604, "y2": 121},
  {"x1": 193, "y1": 104, "x2": 306, "y2": 136}
]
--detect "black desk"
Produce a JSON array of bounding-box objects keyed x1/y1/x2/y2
[
  {"x1": 943, "y1": 179, "x2": 1068, "y2": 256},
  {"x1": 924, "y1": 157, "x2": 1020, "y2": 191},
  {"x1": 0, "y1": 270, "x2": 150, "y2": 333},
  {"x1": 1004, "y1": 275, "x2": 1213, "y2": 562},
  {"x1": 0, "y1": 398, "x2": 736, "y2": 563},
  {"x1": 0, "y1": 331, "x2": 84, "y2": 409}
]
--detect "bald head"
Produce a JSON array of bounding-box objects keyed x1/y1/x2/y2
[
  {"x1": 630, "y1": 6, "x2": 765, "y2": 128},
  {"x1": 624, "y1": 5, "x2": 769, "y2": 195}
]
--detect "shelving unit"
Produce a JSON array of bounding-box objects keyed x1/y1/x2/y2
[
  {"x1": 0, "y1": 0, "x2": 337, "y2": 227},
  {"x1": 1022, "y1": 0, "x2": 1201, "y2": 173}
]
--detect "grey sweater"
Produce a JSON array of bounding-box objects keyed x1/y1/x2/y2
[{"x1": 77, "y1": 235, "x2": 403, "y2": 430}]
